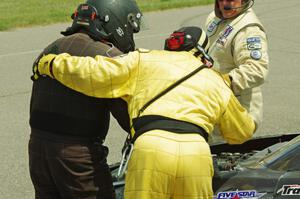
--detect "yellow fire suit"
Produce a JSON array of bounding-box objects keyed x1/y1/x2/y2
[
  {"x1": 205, "y1": 8, "x2": 269, "y2": 127},
  {"x1": 39, "y1": 49, "x2": 255, "y2": 199}
]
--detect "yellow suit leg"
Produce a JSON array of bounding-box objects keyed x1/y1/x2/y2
[
  {"x1": 124, "y1": 130, "x2": 214, "y2": 199},
  {"x1": 173, "y1": 139, "x2": 214, "y2": 199}
]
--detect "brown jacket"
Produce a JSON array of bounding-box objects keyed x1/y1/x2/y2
[{"x1": 30, "y1": 33, "x2": 130, "y2": 138}]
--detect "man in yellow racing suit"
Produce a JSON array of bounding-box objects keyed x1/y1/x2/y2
[{"x1": 33, "y1": 27, "x2": 255, "y2": 199}]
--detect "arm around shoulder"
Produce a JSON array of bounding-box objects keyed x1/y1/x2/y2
[{"x1": 47, "y1": 52, "x2": 140, "y2": 98}]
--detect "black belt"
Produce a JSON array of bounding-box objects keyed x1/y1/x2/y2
[{"x1": 132, "y1": 115, "x2": 208, "y2": 142}]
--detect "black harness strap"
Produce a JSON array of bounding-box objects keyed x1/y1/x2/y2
[
  {"x1": 138, "y1": 64, "x2": 208, "y2": 114},
  {"x1": 127, "y1": 64, "x2": 209, "y2": 142},
  {"x1": 132, "y1": 115, "x2": 208, "y2": 142}
]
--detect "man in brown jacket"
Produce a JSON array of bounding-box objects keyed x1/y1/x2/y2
[{"x1": 29, "y1": 0, "x2": 143, "y2": 198}]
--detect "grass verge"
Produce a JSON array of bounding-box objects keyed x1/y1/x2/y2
[{"x1": 0, "y1": 0, "x2": 213, "y2": 31}]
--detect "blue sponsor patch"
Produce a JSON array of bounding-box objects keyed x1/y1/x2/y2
[
  {"x1": 208, "y1": 21, "x2": 218, "y2": 33},
  {"x1": 222, "y1": 25, "x2": 233, "y2": 38},
  {"x1": 247, "y1": 37, "x2": 262, "y2": 50},
  {"x1": 247, "y1": 37, "x2": 261, "y2": 43},
  {"x1": 216, "y1": 25, "x2": 234, "y2": 47}
]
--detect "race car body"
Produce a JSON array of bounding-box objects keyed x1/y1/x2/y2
[{"x1": 110, "y1": 133, "x2": 300, "y2": 199}]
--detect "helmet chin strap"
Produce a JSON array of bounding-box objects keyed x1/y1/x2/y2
[{"x1": 194, "y1": 45, "x2": 214, "y2": 67}]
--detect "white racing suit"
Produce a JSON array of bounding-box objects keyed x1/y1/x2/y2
[{"x1": 205, "y1": 8, "x2": 269, "y2": 127}]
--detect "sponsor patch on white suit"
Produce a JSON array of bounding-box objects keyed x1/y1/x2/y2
[
  {"x1": 250, "y1": 50, "x2": 262, "y2": 60},
  {"x1": 247, "y1": 37, "x2": 262, "y2": 50}
]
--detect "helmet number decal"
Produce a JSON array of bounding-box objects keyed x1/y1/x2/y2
[{"x1": 116, "y1": 27, "x2": 124, "y2": 37}]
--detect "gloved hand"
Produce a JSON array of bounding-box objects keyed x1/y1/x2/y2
[{"x1": 31, "y1": 54, "x2": 57, "y2": 81}]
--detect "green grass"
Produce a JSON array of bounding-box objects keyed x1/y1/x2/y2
[
  {"x1": 0, "y1": 0, "x2": 213, "y2": 31},
  {"x1": 138, "y1": 0, "x2": 213, "y2": 11}
]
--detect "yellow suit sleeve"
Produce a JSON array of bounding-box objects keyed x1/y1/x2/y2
[
  {"x1": 219, "y1": 94, "x2": 256, "y2": 144},
  {"x1": 51, "y1": 52, "x2": 140, "y2": 98},
  {"x1": 229, "y1": 26, "x2": 269, "y2": 94}
]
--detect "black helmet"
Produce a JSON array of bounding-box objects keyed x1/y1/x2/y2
[
  {"x1": 164, "y1": 26, "x2": 214, "y2": 66},
  {"x1": 164, "y1": 26, "x2": 209, "y2": 52},
  {"x1": 61, "y1": 0, "x2": 143, "y2": 53},
  {"x1": 215, "y1": 0, "x2": 254, "y2": 19}
]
